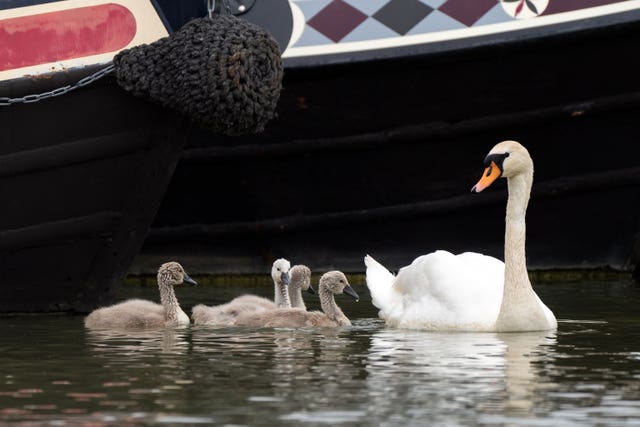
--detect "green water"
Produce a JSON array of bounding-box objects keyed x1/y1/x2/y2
[{"x1": 1, "y1": 281, "x2": 640, "y2": 426}]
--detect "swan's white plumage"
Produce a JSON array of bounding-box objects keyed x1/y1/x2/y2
[
  {"x1": 365, "y1": 140, "x2": 557, "y2": 332},
  {"x1": 366, "y1": 251, "x2": 504, "y2": 330},
  {"x1": 364, "y1": 255, "x2": 396, "y2": 311}
]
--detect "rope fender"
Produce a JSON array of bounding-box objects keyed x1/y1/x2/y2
[{"x1": 114, "y1": 15, "x2": 283, "y2": 135}]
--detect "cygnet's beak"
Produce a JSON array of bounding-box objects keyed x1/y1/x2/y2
[
  {"x1": 307, "y1": 283, "x2": 316, "y2": 295},
  {"x1": 183, "y1": 273, "x2": 198, "y2": 286},
  {"x1": 281, "y1": 271, "x2": 291, "y2": 286},
  {"x1": 343, "y1": 285, "x2": 359, "y2": 302}
]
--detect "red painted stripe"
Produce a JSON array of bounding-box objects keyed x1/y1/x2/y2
[{"x1": 0, "y1": 3, "x2": 136, "y2": 72}]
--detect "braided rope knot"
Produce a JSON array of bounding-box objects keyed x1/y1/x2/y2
[{"x1": 114, "y1": 15, "x2": 283, "y2": 135}]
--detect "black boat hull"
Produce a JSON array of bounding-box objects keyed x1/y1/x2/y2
[
  {"x1": 142, "y1": 14, "x2": 640, "y2": 276},
  {"x1": 0, "y1": 75, "x2": 188, "y2": 312}
]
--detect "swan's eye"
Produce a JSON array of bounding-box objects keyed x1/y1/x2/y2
[
  {"x1": 483, "y1": 153, "x2": 509, "y2": 170},
  {"x1": 339, "y1": 279, "x2": 344, "y2": 283},
  {"x1": 277, "y1": 268, "x2": 281, "y2": 272}
]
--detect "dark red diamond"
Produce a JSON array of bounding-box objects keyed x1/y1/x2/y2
[
  {"x1": 439, "y1": 0, "x2": 498, "y2": 27},
  {"x1": 543, "y1": 0, "x2": 623, "y2": 15},
  {"x1": 308, "y1": 0, "x2": 368, "y2": 43}
]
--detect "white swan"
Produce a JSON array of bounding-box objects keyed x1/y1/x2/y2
[
  {"x1": 84, "y1": 262, "x2": 197, "y2": 329},
  {"x1": 191, "y1": 258, "x2": 291, "y2": 326},
  {"x1": 366, "y1": 140, "x2": 557, "y2": 332}
]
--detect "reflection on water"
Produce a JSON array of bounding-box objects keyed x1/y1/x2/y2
[
  {"x1": 1, "y1": 281, "x2": 639, "y2": 425},
  {"x1": 365, "y1": 328, "x2": 556, "y2": 425},
  {"x1": 86, "y1": 327, "x2": 191, "y2": 355}
]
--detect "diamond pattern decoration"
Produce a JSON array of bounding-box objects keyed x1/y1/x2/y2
[
  {"x1": 342, "y1": 17, "x2": 398, "y2": 42},
  {"x1": 407, "y1": 9, "x2": 465, "y2": 35},
  {"x1": 419, "y1": 0, "x2": 447, "y2": 8},
  {"x1": 343, "y1": 0, "x2": 390, "y2": 15},
  {"x1": 292, "y1": 0, "x2": 629, "y2": 48},
  {"x1": 373, "y1": 0, "x2": 433, "y2": 35},
  {"x1": 475, "y1": 4, "x2": 511, "y2": 26},
  {"x1": 438, "y1": 0, "x2": 498, "y2": 27},
  {"x1": 307, "y1": 0, "x2": 368, "y2": 42}
]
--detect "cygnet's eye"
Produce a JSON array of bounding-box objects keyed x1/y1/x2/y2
[
  {"x1": 339, "y1": 279, "x2": 344, "y2": 283},
  {"x1": 277, "y1": 268, "x2": 281, "y2": 272}
]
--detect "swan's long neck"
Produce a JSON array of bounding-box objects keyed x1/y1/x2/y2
[
  {"x1": 158, "y1": 280, "x2": 182, "y2": 323},
  {"x1": 504, "y1": 173, "x2": 531, "y2": 291},
  {"x1": 289, "y1": 286, "x2": 306, "y2": 310},
  {"x1": 319, "y1": 286, "x2": 350, "y2": 326},
  {"x1": 274, "y1": 281, "x2": 291, "y2": 308},
  {"x1": 497, "y1": 169, "x2": 549, "y2": 331}
]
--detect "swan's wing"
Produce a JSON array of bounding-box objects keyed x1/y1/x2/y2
[
  {"x1": 84, "y1": 299, "x2": 164, "y2": 328},
  {"x1": 389, "y1": 251, "x2": 505, "y2": 330},
  {"x1": 452, "y1": 252, "x2": 505, "y2": 320},
  {"x1": 364, "y1": 255, "x2": 397, "y2": 312},
  {"x1": 390, "y1": 251, "x2": 458, "y2": 327},
  {"x1": 192, "y1": 304, "x2": 222, "y2": 324},
  {"x1": 230, "y1": 295, "x2": 276, "y2": 310},
  {"x1": 117, "y1": 299, "x2": 164, "y2": 314},
  {"x1": 192, "y1": 296, "x2": 275, "y2": 326}
]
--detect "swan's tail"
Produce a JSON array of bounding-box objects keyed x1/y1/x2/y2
[{"x1": 364, "y1": 255, "x2": 395, "y2": 311}]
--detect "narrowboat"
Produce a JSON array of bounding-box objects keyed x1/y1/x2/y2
[
  {"x1": 3, "y1": 0, "x2": 639, "y2": 313},
  {"x1": 1, "y1": 0, "x2": 283, "y2": 311}
]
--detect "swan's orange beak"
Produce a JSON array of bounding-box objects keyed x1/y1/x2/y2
[{"x1": 471, "y1": 161, "x2": 502, "y2": 193}]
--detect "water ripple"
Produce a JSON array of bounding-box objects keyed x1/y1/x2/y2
[{"x1": 1, "y1": 281, "x2": 640, "y2": 425}]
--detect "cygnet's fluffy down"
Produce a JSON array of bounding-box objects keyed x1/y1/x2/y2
[
  {"x1": 192, "y1": 295, "x2": 276, "y2": 326},
  {"x1": 233, "y1": 271, "x2": 359, "y2": 328},
  {"x1": 192, "y1": 259, "x2": 291, "y2": 326},
  {"x1": 84, "y1": 262, "x2": 196, "y2": 329},
  {"x1": 288, "y1": 265, "x2": 315, "y2": 310}
]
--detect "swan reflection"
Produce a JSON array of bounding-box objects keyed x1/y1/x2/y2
[
  {"x1": 365, "y1": 328, "x2": 556, "y2": 419},
  {"x1": 85, "y1": 327, "x2": 190, "y2": 356}
]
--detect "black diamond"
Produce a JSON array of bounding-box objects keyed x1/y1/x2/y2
[{"x1": 373, "y1": 0, "x2": 433, "y2": 35}]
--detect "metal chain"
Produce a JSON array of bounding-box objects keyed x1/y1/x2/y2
[
  {"x1": 222, "y1": 0, "x2": 232, "y2": 14},
  {"x1": 206, "y1": 0, "x2": 233, "y2": 18},
  {"x1": 0, "y1": 63, "x2": 115, "y2": 106}
]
